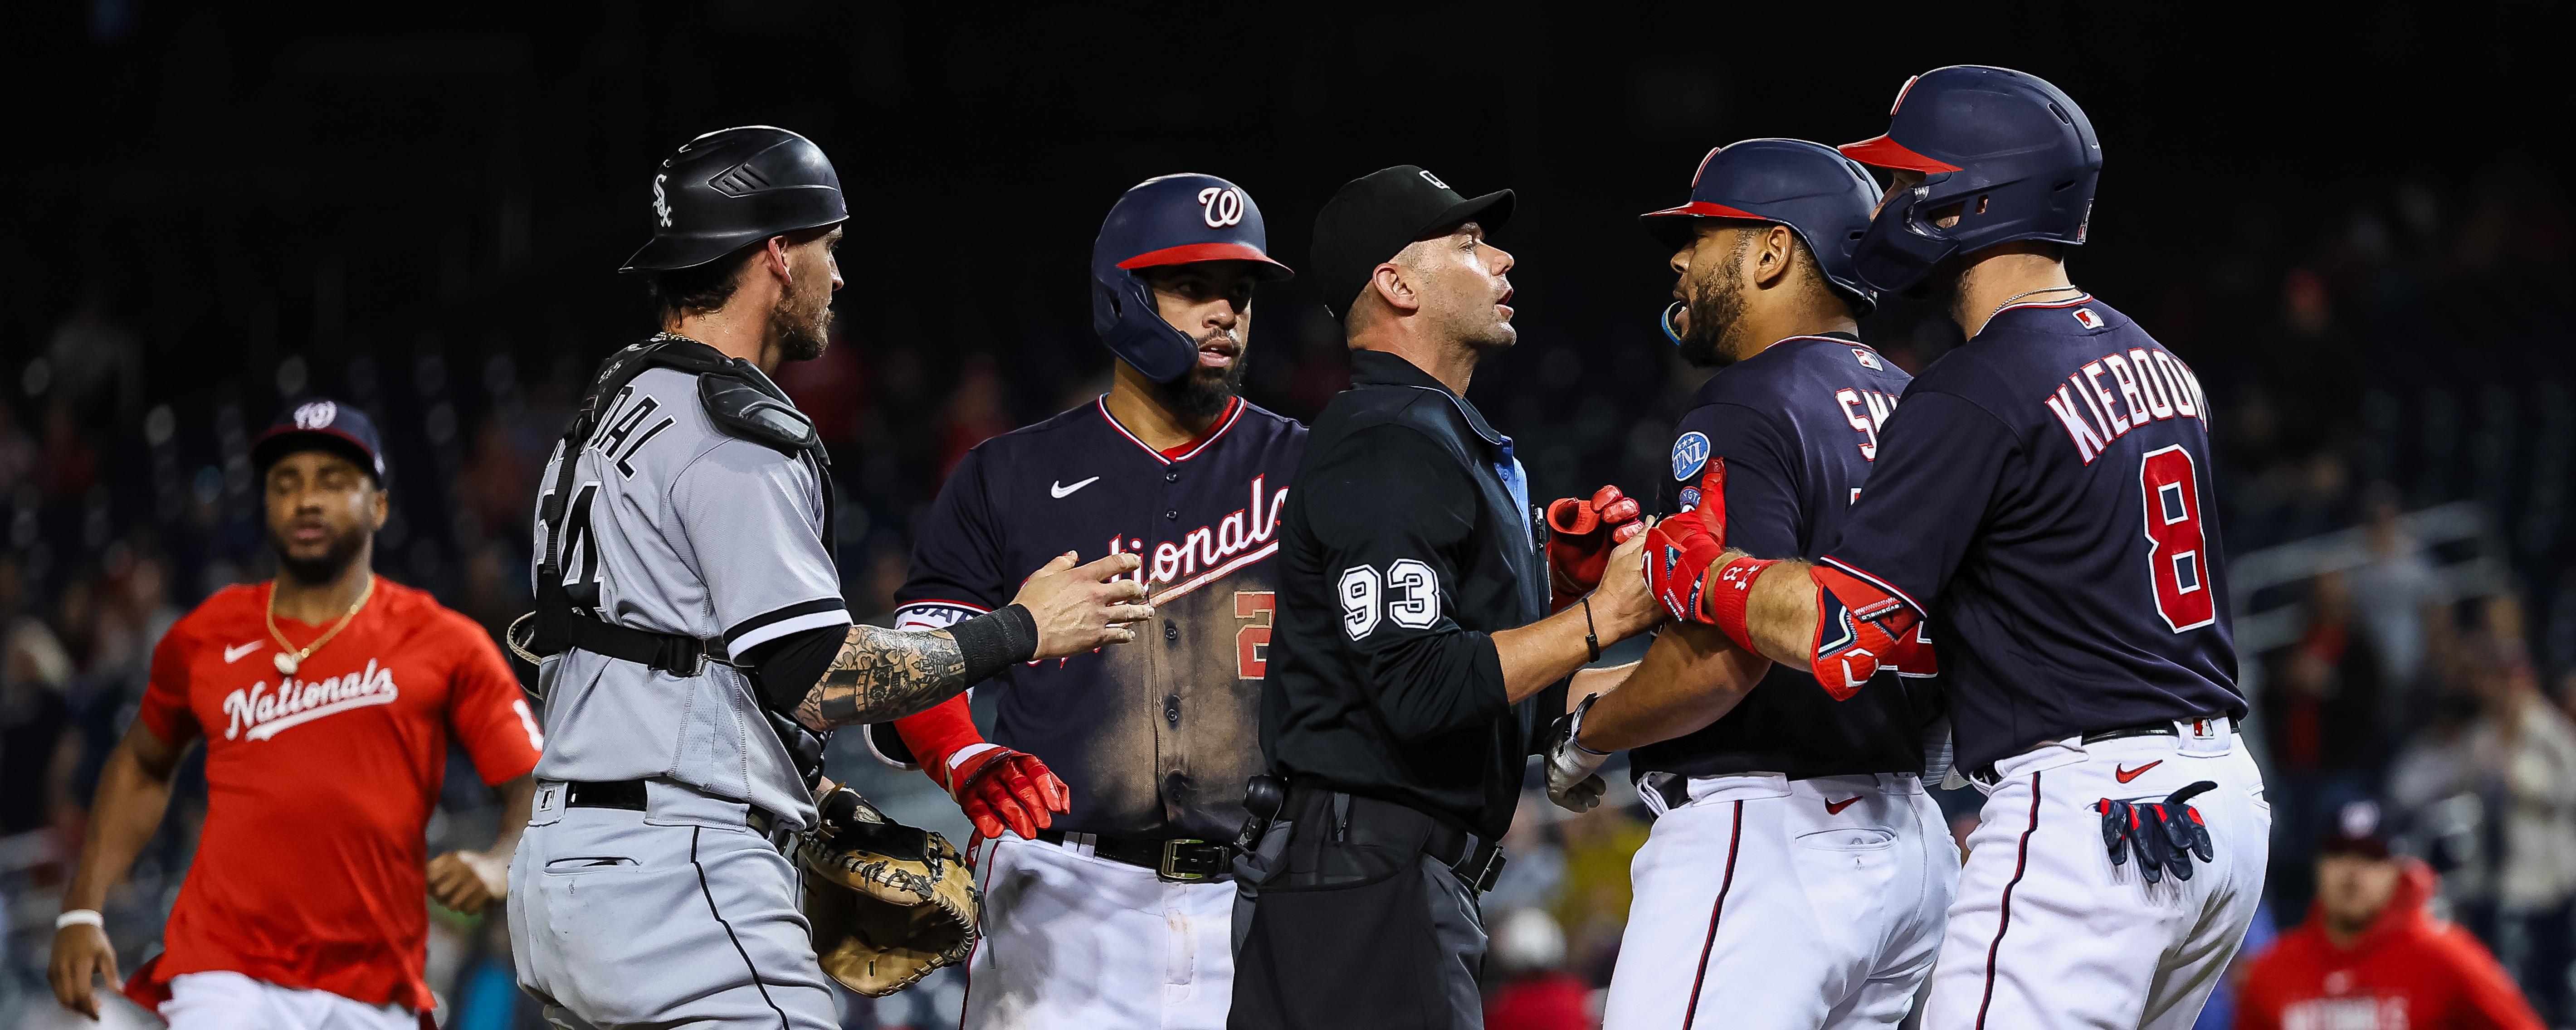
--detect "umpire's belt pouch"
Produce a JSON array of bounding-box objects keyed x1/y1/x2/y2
[{"x1": 1231, "y1": 791, "x2": 1450, "y2": 1030}]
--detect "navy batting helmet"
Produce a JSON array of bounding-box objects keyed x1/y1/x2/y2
[
  {"x1": 1640, "y1": 138, "x2": 1882, "y2": 326},
  {"x1": 1839, "y1": 66, "x2": 2101, "y2": 294},
  {"x1": 1091, "y1": 174, "x2": 1294, "y2": 383},
  {"x1": 621, "y1": 126, "x2": 849, "y2": 273}
]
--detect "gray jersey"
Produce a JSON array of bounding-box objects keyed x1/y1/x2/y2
[{"x1": 527, "y1": 365, "x2": 848, "y2": 829}]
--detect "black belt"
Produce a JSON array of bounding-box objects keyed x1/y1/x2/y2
[
  {"x1": 562, "y1": 779, "x2": 785, "y2": 841},
  {"x1": 1283, "y1": 783, "x2": 1507, "y2": 894},
  {"x1": 1968, "y1": 715, "x2": 2232, "y2": 783},
  {"x1": 1036, "y1": 830, "x2": 1229, "y2": 882}
]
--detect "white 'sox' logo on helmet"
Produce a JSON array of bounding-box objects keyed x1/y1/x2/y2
[
  {"x1": 1418, "y1": 170, "x2": 1449, "y2": 189},
  {"x1": 652, "y1": 173, "x2": 673, "y2": 228},
  {"x1": 293, "y1": 400, "x2": 338, "y2": 429},
  {"x1": 1197, "y1": 186, "x2": 1245, "y2": 228}
]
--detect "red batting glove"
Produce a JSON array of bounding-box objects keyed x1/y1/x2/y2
[
  {"x1": 1545, "y1": 485, "x2": 1645, "y2": 611},
  {"x1": 1644, "y1": 459, "x2": 1732, "y2": 623},
  {"x1": 949, "y1": 748, "x2": 1072, "y2": 842}
]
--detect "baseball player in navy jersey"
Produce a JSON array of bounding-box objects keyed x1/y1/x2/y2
[
  {"x1": 1646, "y1": 68, "x2": 2265, "y2": 1029},
  {"x1": 873, "y1": 173, "x2": 1302, "y2": 1028},
  {"x1": 1537, "y1": 139, "x2": 1953, "y2": 1030}
]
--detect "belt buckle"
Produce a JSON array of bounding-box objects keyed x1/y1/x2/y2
[{"x1": 1158, "y1": 838, "x2": 1213, "y2": 881}]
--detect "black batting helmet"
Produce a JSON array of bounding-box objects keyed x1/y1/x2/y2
[{"x1": 620, "y1": 126, "x2": 848, "y2": 273}]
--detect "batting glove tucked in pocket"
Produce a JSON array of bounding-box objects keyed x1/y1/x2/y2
[{"x1": 2098, "y1": 781, "x2": 2217, "y2": 884}]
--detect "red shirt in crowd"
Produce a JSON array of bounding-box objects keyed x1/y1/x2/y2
[
  {"x1": 135, "y1": 577, "x2": 543, "y2": 1012},
  {"x1": 2237, "y1": 858, "x2": 2542, "y2": 1030}
]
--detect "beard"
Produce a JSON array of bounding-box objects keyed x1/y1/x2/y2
[
  {"x1": 771, "y1": 284, "x2": 833, "y2": 362},
  {"x1": 1676, "y1": 254, "x2": 1749, "y2": 368},
  {"x1": 1147, "y1": 328, "x2": 1249, "y2": 422},
  {"x1": 271, "y1": 522, "x2": 370, "y2": 586}
]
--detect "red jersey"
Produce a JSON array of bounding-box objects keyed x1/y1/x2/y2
[
  {"x1": 2237, "y1": 859, "x2": 2542, "y2": 1030},
  {"x1": 137, "y1": 577, "x2": 543, "y2": 1012}
]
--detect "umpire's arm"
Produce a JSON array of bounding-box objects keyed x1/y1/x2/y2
[{"x1": 1312, "y1": 426, "x2": 1661, "y2": 741}]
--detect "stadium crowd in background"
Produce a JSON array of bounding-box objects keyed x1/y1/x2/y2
[{"x1": 2, "y1": 164, "x2": 2572, "y2": 1027}]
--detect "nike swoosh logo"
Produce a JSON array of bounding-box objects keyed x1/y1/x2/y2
[
  {"x1": 223, "y1": 641, "x2": 265, "y2": 664},
  {"x1": 2116, "y1": 760, "x2": 2162, "y2": 783},
  {"x1": 1824, "y1": 796, "x2": 1861, "y2": 815},
  {"x1": 1050, "y1": 476, "x2": 1102, "y2": 499}
]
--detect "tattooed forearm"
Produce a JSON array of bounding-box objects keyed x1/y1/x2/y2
[{"x1": 793, "y1": 625, "x2": 973, "y2": 732}]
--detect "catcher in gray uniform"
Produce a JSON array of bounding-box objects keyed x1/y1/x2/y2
[{"x1": 505, "y1": 126, "x2": 1151, "y2": 1030}]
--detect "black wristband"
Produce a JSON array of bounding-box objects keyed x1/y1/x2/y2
[
  {"x1": 950, "y1": 603, "x2": 1041, "y2": 683},
  {"x1": 1581, "y1": 596, "x2": 1601, "y2": 662}
]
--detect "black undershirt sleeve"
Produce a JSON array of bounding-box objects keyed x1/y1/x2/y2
[{"x1": 744, "y1": 623, "x2": 844, "y2": 712}]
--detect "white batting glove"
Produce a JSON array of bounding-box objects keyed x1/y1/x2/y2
[{"x1": 1543, "y1": 695, "x2": 1612, "y2": 813}]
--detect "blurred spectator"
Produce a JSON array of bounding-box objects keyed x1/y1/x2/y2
[
  {"x1": 934, "y1": 353, "x2": 1013, "y2": 481},
  {"x1": 37, "y1": 403, "x2": 98, "y2": 503},
  {"x1": 1484, "y1": 908, "x2": 1592, "y2": 1030},
  {"x1": 452, "y1": 417, "x2": 535, "y2": 547},
  {"x1": 2390, "y1": 610, "x2": 2576, "y2": 1022},
  {"x1": 2347, "y1": 489, "x2": 2445, "y2": 715},
  {"x1": 0, "y1": 398, "x2": 36, "y2": 498},
  {"x1": 1552, "y1": 801, "x2": 1649, "y2": 985},
  {"x1": 2264, "y1": 570, "x2": 2392, "y2": 918},
  {"x1": 1, "y1": 617, "x2": 78, "y2": 836},
  {"x1": 42, "y1": 282, "x2": 143, "y2": 419},
  {"x1": 2235, "y1": 803, "x2": 2541, "y2": 1030}
]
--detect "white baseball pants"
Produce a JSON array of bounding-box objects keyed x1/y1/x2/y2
[
  {"x1": 161, "y1": 971, "x2": 417, "y2": 1030},
  {"x1": 963, "y1": 832, "x2": 1236, "y2": 1029},
  {"x1": 1920, "y1": 718, "x2": 2269, "y2": 1030},
  {"x1": 1602, "y1": 772, "x2": 1956, "y2": 1030}
]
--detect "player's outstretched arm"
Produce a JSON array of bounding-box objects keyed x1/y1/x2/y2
[
  {"x1": 793, "y1": 552, "x2": 1151, "y2": 731},
  {"x1": 1574, "y1": 621, "x2": 1772, "y2": 753},
  {"x1": 50, "y1": 719, "x2": 188, "y2": 1018}
]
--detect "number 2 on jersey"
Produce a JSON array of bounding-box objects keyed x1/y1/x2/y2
[
  {"x1": 1235, "y1": 592, "x2": 1274, "y2": 679},
  {"x1": 2138, "y1": 446, "x2": 2215, "y2": 632}
]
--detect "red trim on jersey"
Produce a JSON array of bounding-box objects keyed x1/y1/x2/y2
[
  {"x1": 1638, "y1": 199, "x2": 1771, "y2": 222},
  {"x1": 1115, "y1": 242, "x2": 1292, "y2": 274},
  {"x1": 1975, "y1": 772, "x2": 2046, "y2": 1029},
  {"x1": 1838, "y1": 135, "x2": 1964, "y2": 174},
  {"x1": 1680, "y1": 800, "x2": 1746, "y2": 1028},
  {"x1": 1094, "y1": 395, "x2": 1245, "y2": 465}
]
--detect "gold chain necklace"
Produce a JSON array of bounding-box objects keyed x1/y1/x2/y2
[{"x1": 265, "y1": 574, "x2": 376, "y2": 676}]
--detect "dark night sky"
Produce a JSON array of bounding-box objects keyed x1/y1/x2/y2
[{"x1": 4, "y1": 2, "x2": 2562, "y2": 419}]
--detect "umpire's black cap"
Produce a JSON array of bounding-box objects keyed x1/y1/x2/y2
[
  {"x1": 621, "y1": 126, "x2": 849, "y2": 273},
  {"x1": 251, "y1": 398, "x2": 386, "y2": 484},
  {"x1": 1310, "y1": 165, "x2": 1513, "y2": 321}
]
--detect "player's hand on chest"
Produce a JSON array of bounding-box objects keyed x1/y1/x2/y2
[{"x1": 1020, "y1": 459, "x2": 1290, "y2": 601}]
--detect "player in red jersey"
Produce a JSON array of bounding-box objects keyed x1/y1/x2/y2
[{"x1": 47, "y1": 399, "x2": 545, "y2": 1029}]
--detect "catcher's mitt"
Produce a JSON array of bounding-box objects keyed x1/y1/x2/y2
[{"x1": 798, "y1": 786, "x2": 981, "y2": 997}]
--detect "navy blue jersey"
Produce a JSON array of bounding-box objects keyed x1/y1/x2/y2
[
  {"x1": 1643, "y1": 334, "x2": 1943, "y2": 781},
  {"x1": 893, "y1": 397, "x2": 1306, "y2": 840},
  {"x1": 1819, "y1": 295, "x2": 2243, "y2": 772}
]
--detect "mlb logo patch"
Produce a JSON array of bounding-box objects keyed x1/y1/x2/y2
[
  {"x1": 1851, "y1": 347, "x2": 1883, "y2": 371},
  {"x1": 1670, "y1": 432, "x2": 1710, "y2": 481},
  {"x1": 2072, "y1": 308, "x2": 2104, "y2": 330}
]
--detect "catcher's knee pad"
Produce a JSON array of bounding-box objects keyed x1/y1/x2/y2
[{"x1": 1808, "y1": 566, "x2": 1929, "y2": 699}]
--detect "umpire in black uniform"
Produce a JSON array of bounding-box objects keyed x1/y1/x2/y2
[{"x1": 1229, "y1": 167, "x2": 1663, "y2": 1029}]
